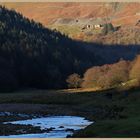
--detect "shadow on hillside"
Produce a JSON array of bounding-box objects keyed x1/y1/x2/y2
[{"x1": 75, "y1": 39, "x2": 140, "y2": 66}]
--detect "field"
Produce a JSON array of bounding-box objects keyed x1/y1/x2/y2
[
  {"x1": 0, "y1": 88, "x2": 140, "y2": 137},
  {"x1": 48, "y1": 24, "x2": 102, "y2": 42}
]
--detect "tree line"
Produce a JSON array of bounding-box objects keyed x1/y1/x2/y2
[{"x1": 67, "y1": 56, "x2": 140, "y2": 90}]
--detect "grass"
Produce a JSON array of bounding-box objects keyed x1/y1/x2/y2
[
  {"x1": 73, "y1": 117, "x2": 140, "y2": 138},
  {"x1": 0, "y1": 87, "x2": 113, "y2": 104},
  {"x1": 48, "y1": 24, "x2": 102, "y2": 42},
  {"x1": 1, "y1": 87, "x2": 140, "y2": 137},
  {"x1": 72, "y1": 88, "x2": 140, "y2": 137},
  {"x1": 48, "y1": 25, "x2": 82, "y2": 38},
  {"x1": 48, "y1": 24, "x2": 140, "y2": 45}
]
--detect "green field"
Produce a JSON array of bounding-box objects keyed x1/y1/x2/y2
[
  {"x1": 1, "y1": 88, "x2": 140, "y2": 137},
  {"x1": 48, "y1": 24, "x2": 102, "y2": 42}
]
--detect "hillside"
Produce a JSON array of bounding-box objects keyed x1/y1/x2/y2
[
  {"x1": 2, "y1": 2, "x2": 140, "y2": 44},
  {"x1": 0, "y1": 6, "x2": 97, "y2": 91},
  {"x1": 0, "y1": 5, "x2": 140, "y2": 92},
  {"x1": 1, "y1": 3, "x2": 140, "y2": 138},
  {"x1": 92, "y1": 26, "x2": 140, "y2": 45},
  {"x1": 1, "y1": 2, "x2": 140, "y2": 26}
]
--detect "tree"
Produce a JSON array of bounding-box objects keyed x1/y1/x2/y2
[
  {"x1": 82, "y1": 60, "x2": 130, "y2": 89},
  {"x1": 0, "y1": 57, "x2": 18, "y2": 92},
  {"x1": 101, "y1": 23, "x2": 115, "y2": 35},
  {"x1": 0, "y1": 6, "x2": 97, "y2": 91},
  {"x1": 130, "y1": 55, "x2": 140, "y2": 81},
  {"x1": 106, "y1": 60, "x2": 130, "y2": 86},
  {"x1": 66, "y1": 73, "x2": 82, "y2": 88},
  {"x1": 82, "y1": 65, "x2": 110, "y2": 88}
]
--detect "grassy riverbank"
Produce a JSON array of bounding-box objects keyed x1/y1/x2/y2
[{"x1": 0, "y1": 88, "x2": 140, "y2": 137}]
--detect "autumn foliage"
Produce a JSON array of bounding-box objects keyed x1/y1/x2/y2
[
  {"x1": 66, "y1": 73, "x2": 82, "y2": 88},
  {"x1": 82, "y1": 60, "x2": 131, "y2": 89},
  {"x1": 130, "y1": 55, "x2": 140, "y2": 83}
]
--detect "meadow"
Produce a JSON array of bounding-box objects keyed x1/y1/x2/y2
[{"x1": 0, "y1": 87, "x2": 140, "y2": 137}]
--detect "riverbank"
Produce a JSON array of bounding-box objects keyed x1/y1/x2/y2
[{"x1": 0, "y1": 88, "x2": 140, "y2": 137}]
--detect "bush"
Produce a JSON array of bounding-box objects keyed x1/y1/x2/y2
[{"x1": 66, "y1": 73, "x2": 82, "y2": 88}]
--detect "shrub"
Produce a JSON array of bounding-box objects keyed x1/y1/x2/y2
[{"x1": 66, "y1": 73, "x2": 82, "y2": 88}]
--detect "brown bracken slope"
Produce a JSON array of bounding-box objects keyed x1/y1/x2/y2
[{"x1": 1, "y1": 2, "x2": 140, "y2": 26}]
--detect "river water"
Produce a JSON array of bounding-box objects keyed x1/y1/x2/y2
[{"x1": 0, "y1": 115, "x2": 93, "y2": 138}]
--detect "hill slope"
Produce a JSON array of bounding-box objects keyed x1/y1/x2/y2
[
  {"x1": 1, "y1": 2, "x2": 140, "y2": 26},
  {"x1": 0, "y1": 6, "x2": 97, "y2": 91},
  {"x1": 2, "y1": 2, "x2": 140, "y2": 44},
  {"x1": 0, "y1": 6, "x2": 140, "y2": 92}
]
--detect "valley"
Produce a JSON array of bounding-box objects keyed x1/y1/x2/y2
[
  {"x1": 0, "y1": 88, "x2": 140, "y2": 137},
  {"x1": 0, "y1": 2, "x2": 140, "y2": 138}
]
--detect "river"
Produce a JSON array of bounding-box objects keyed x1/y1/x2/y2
[{"x1": 0, "y1": 115, "x2": 93, "y2": 138}]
